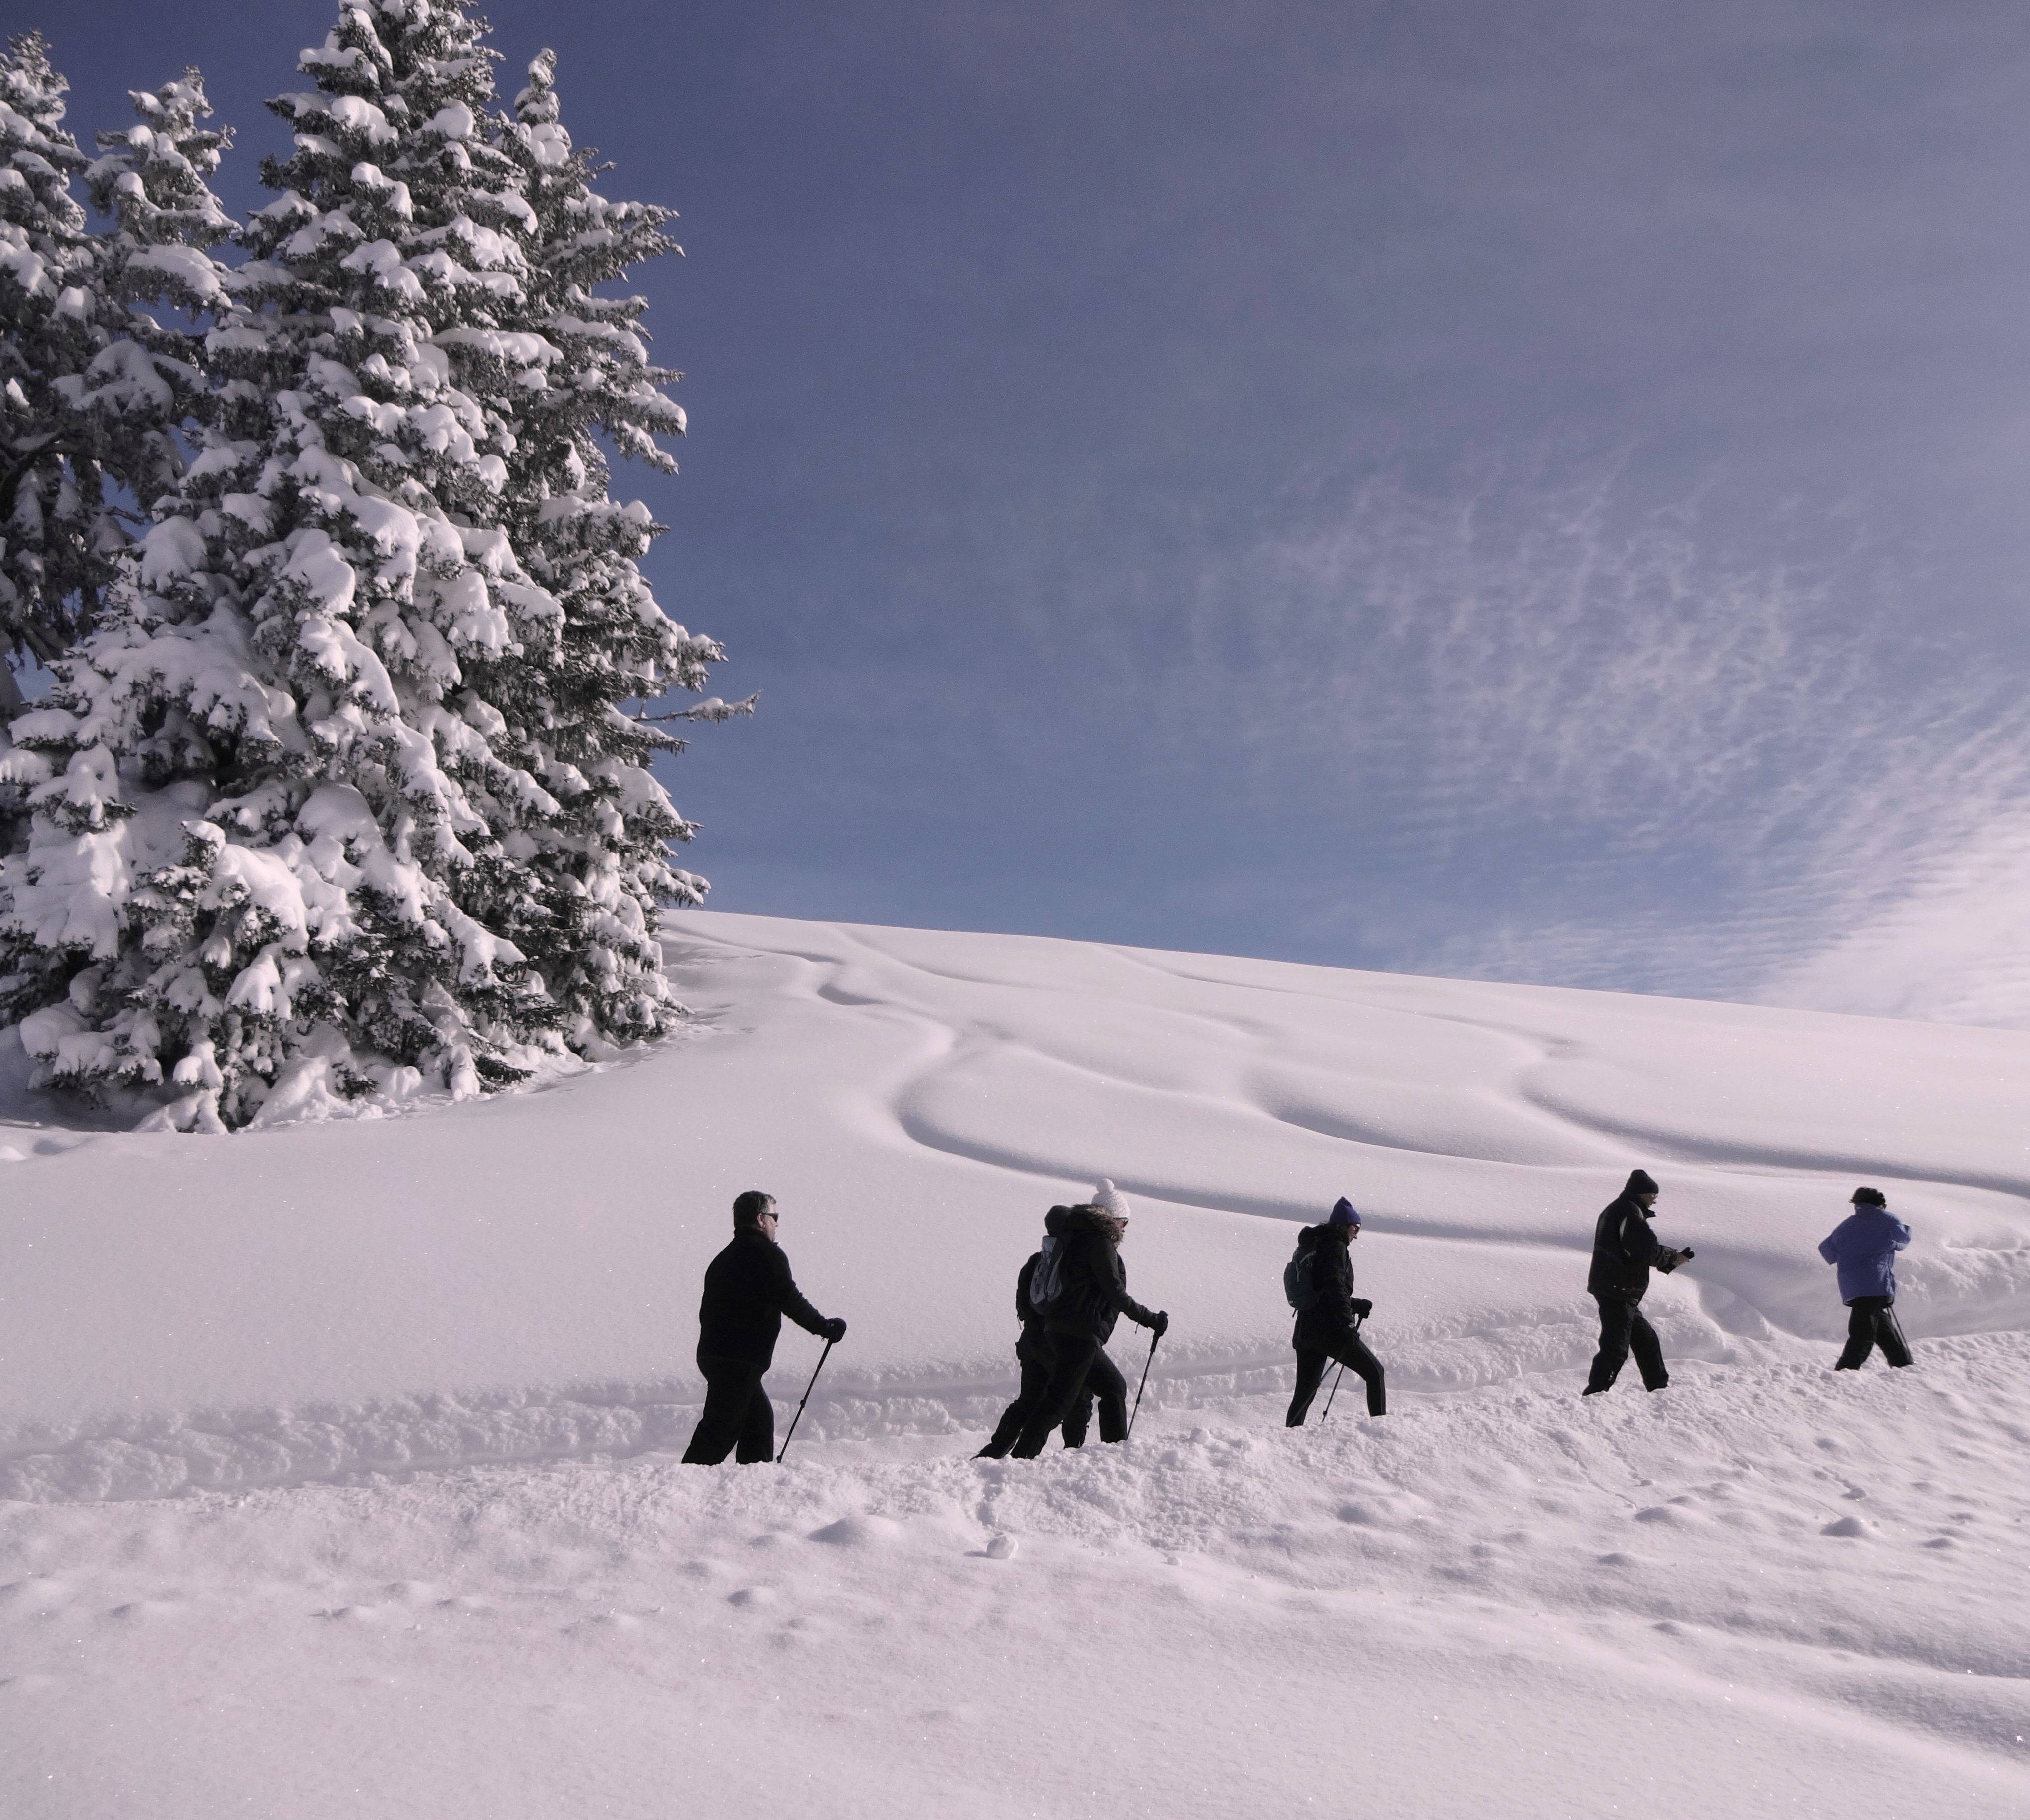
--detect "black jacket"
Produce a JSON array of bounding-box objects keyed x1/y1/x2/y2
[
  {"x1": 1291, "y1": 1223, "x2": 1359, "y2": 1344},
  {"x1": 696, "y1": 1228, "x2": 830, "y2": 1369},
  {"x1": 1044, "y1": 1207, "x2": 1159, "y2": 1345},
  {"x1": 1014, "y1": 1251, "x2": 1049, "y2": 1365},
  {"x1": 1587, "y1": 1194, "x2": 1675, "y2": 1302}
]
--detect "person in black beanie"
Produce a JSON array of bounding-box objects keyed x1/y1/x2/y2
[
  {"x1": 1286, "y1": 1197, "x2": 1385, "y2": 1424},
  {"x1": 1582, "y1": 1169, "x2": 1692, "y2": 1396},
  {"x1": 683, "y1": 1191, "x2": 847, "y2": 1465}
]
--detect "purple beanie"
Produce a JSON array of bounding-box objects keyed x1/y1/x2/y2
[{"x1": 1328, "y1": 1197, "x2": 1360, "y2": 1228}]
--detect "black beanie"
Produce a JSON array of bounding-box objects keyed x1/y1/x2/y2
[{"x1": 1626, "y1": 1169, "x2": 1659, "y2": 1197}]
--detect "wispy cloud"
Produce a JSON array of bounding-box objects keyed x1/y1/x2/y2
[{"x1": 1073, "y1": 458, "x2": 2030, "y2": 1027}]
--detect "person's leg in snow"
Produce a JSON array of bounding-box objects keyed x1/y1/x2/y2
[
  {"x1": 1627, "y1": 1308, "x2": 1668, "y2": 1390},
  {"x1": 1010, "y1": 1335, "x2": 1101, "y2": 1456},
  {"x1": 1836, "y1": 1296, "x2": 1913, "y2": 1369},
  {"x1": 1585, "y1": 1296, "x2": 1668, "y2": 1394},
  {"x1": 682, "y1": 1358, "x2": 773, "y2": 1464},
  {"x1": 1332, "y1": 1326, "x2": 1387, "y2": 1415},
  {"x1": 1877, "y1": 1302, "x2": 1914, "y2": 1367},
  {"x1": 978, "y1": 1355, "x2": 1052, "y2": 1458},
  {"x1": 1287, "y1": 1346, "x2": 1330, "y2": 1425},
  {"x1": 1288, "y1": 1330, "x2": 1385, "y2": 1423},
  {"x1": 1084, "y1": 1348, "x2": 1130, "y2": 1443}
]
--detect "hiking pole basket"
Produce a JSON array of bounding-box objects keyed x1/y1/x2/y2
[
  {"x1": 1126, "y1": 1329, "x2": 1161, "y2": 1439},
  {"x1": 776, "y1": 1337, "x2": 835, "y2": 1464}
]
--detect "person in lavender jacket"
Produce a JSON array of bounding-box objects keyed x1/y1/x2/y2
[{"x1": 1818, "y1": 1187, "x2": 1914, "y2": 1371}]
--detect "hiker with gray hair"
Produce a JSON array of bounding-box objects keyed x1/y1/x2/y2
[
  {"x1": 682, "y1": 1190, "x2": 847, "y2": 1465},
  {"x1": 1819, "y1": 1187, "x2": 1914, "y2": 1371},
  {"x1": 1009, "y1": 1180, "x2": 1169, "y2": 1458}
]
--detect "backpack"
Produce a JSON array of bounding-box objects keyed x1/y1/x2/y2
[
  {"x1": 1283, "y1": 1244, "x2": 1319, "y2": 1312},
  {"x1": 1027, "y1": 1236, "x2": 1067, "y2": 1316}
]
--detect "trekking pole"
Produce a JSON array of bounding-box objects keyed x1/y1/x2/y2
[
  {"x1": 1319, "y1": 1312, "x2": 1363, "y2": 1424},
  {"x1": 1320, "y1": 1363, "x2": 1348, "y2": 1422},
  {"x1": 1126, "y1": 1329, "x2": 1161, "y2": 1439},
  {"x1": 775, "y1": 1338, "x2": 835, "y2": 1465}
]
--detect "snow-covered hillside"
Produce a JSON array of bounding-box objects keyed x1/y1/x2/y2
[{"x1": 3, "y1": 913, "x2": 2027, "y2": 1817}]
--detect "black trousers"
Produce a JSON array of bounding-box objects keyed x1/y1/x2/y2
[
  {"x1": 1835, "y1": 1296, "x2": 1912, "y2": 1369},
  {"x1": 979, "y1": 1351, "x2": 1094, "y2": 1457},
  {"x1": 1287, "y1": 1326, "x2": 1386, "y2": 1423},
  {"x1": 682, "y1": 1357, "x2": 775, "y2": 1464},
  {"x1": 1010, "y1": 1335, "x2": 1130, "y2": 1457},
  {"x1": 1584, "y1": 1296, "x2": 1668, "y2": 1393}
]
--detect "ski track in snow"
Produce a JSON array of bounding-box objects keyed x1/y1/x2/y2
[
  {"x1": 2, "y1": 911, "x2": 2029, "y2": 1498},
  {"x1": 2, "y1": 913, "x2": 2029, "y2": 1815}
]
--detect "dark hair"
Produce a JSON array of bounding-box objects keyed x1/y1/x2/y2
[{"x1": 733, "y1": 1190, "x2": 776, "y2": 1228}]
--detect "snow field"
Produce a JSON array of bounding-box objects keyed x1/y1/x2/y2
[
  {"x1": 3, "y1": 912, "x2": 2030, "y2": 1815},
  {"x1": 4, "y1": 914, "x2": 2028, "y2": 1497},
  {"x1": 3, "y1": 1345, "x2": 2026, "y2": 1819}
]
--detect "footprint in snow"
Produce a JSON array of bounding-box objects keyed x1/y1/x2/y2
[
  {"x1": 384, "y1": 1580, "x2": 442, "y2": 1604},
  {"x1": 809, "y1": 1515, "x2": 900, "y2": 1548},
  {"x1": 1820, "y1": 1516, "x2": 1869, "y2": 1538},
  {"x1": 984, "y1": 1535, "x2": 1017, "y2": 1560},
  {"x1": 0, "y1": 1579, "x2": 71, "y2": 1612},
  {"x1": 727, "y1": 1587, "x2": 776, "y2": 1608}
]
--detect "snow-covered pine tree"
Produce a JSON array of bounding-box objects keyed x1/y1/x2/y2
[
  {"x1": 82, "y1": 67, "x2": 237, "y2": 502},
  {"x1": 0, "y1": 37, "x2": 233, "y2": 723},
  {"x1": 0, "y1": 0, "x2": 741, "y2": 1130},
  {"x1": 1, "y1": 30, "x2": 111, "y2": 717},
  {"x1": 485, "y1": 47, "x2": 751, "y2": 1050}
]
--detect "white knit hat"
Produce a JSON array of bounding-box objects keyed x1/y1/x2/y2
[{"x1": 1091, "y1": 1178, "x2": 1131, "y2": 1219}]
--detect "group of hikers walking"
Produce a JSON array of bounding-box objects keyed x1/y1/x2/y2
[{"x1": 681, "y1": 1169, "x2": 1917, "y2": 1465}]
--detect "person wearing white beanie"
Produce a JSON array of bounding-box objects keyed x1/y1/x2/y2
[{"x1": 1009, "y1": 1180, "x2": 1168, "y2": 1456}]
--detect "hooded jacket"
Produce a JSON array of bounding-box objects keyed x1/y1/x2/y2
[
  {"x1": 1586, "y1": 1193, "x2": 1677, "y2": 1302},
  {"x1": 696, "y1": 1227, "x2": 831, "y2": 1369},
  {"x1": 1290, "y1": 1223, "x2": 1359, "y2": 1342},
  {"x1": 1044, "y1": 1205, "x2": 1159, "y2": 1345},
  {"x1": 1818, "y1": 1206, "x2": 1912, "y2": 1304},
  {"x1": 1013, "y1": 1207, "x2": 1075, "y2": 1365}
]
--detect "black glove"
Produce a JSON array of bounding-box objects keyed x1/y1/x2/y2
[
  {"x1": 1351, "y1": 1298, "x2": 1373, "y2": 1320},
  {"x1": 821, "y1": 1317, "x2": 847, "y2": 1343},
  {"x1": 1150, "y1": 1310, "x2": 1170, "y2": 1339}
]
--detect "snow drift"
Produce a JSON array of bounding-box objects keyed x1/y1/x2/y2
[
  {"x1": 3, "y1": 911, "x2": 2027, "y2": 1500},
  {"x1": 4, "y1": 912, "x2": 2029, "y2": 1820}
]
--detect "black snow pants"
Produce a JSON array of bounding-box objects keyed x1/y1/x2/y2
[
  {"x1": 682, "y1": 1357, "x2": 775, "y2": 1464},
  {"x1": 1287, "y1": 1325, "x2": 1386, "y2": 1423},
  {"x1": 1009, "y1": 1335, "x2": 1128, "y2": 1457},
  {"x1": 979, "y1": 1351, "x2": 1094, "y2": 1457},
  {"x1": 1834, "y1": 1296, "x2": 1912, "y2": 1370},
  {"x1": 1584, "y1": 1295, "x2": 1668, "y2": 1394}
]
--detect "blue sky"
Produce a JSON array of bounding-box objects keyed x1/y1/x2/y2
[{"x1": 38, "y1": 1, "x2": 2030, "y2": 1024}]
